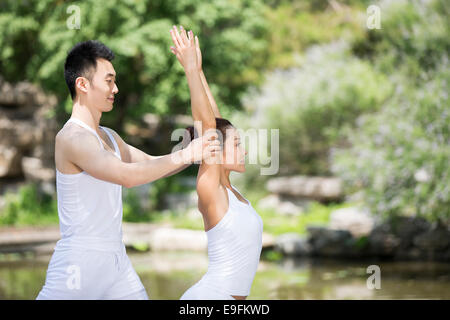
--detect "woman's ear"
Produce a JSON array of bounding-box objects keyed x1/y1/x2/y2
[{"x1": 75, "y1": 76, "x2": 89, "y2": 95}]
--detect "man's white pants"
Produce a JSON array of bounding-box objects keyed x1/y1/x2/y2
[{"x1": 36, "y1": 241, "x2": 148, "y2": 300}]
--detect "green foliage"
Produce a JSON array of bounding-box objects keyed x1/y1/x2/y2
[
  {"x1": 261, "y1": 249, "x2": 283, "y2": 262},
  {"x1": 353, "y1": 0, "x2": 450, "y2": 79},
  {"x1": 0, "y1": 0, "x2": 269, "y2": 125},
  {"x1": 122, "y1": 187, "x2": 151, "y2": 223},
  {"x1": 331, "y1": 67, "x2": 450, "y2": 222},
  {"x1": 0, "y1": 184, "x2": 58, "y2": 226},
  {"x1": 239, "y1": 41, "x2": 392, "y2": 178},
  {"x1": 331, "y1": 0, "x2": 450, "y2": 223},
  {"x1": 264, "y1": 2, "x2": 367, "y2": 69}
]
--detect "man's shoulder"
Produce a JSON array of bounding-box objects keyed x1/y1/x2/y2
[{"x1": 55, "y1": 123, "x2": 96, "y2": 153}]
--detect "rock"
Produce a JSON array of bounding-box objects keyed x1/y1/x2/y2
[
  {"x1": 368, "y1": 223, "x2": 401, "y2": 257},
  {"x1": 391, "y1": 216, "x2": 431, "y2": 249},
  {"x1": 148, "y1": 227, "x2": 207, "y2": 251},
  {"x1": 266, "y1": 175, "x2": 343, "y2": 201},
  {"x1": 328, "y1": 206, "x2": 375, "y2": 237},
  {"x1": 413, "y1": 222, "x2": 450, "y2": 252},
  {"x1": 0, "y1": 145, "x2": 22, "y2": 177},
  {"x1": 262, "y1": 233, "x2": 276, "y2": 249},
  {"x1": 258, "y1": 194, "x2": 308, "y2": 216},
  {"x1": 307, "y1": 226, "x2": 354, "y2": 256},
  {"x1": 258, "y1": 194, "x2": 280, "y2": 209},
  {"x1": 21, "y1": 157, "x2": 55, "y2": 182},
  {"x1": 0, "y1": 75, "x2": 58, "y2": 181},
  {"x1": 275, "y1": 233, "x2": 311, "y2": 256}
]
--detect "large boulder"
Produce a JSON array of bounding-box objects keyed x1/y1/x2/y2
[
  {"x1": 0, "y1": 76, "x2": 58, "y2": 184},
  {"x1": 413, "y1": 221, "x2": 450, "y2": 252},
  {"x1": 266, "y1": 175, "x2": 343, "y2": 202},
  {"x1": 274, "y1": 233, "x2": 311, "y2": 256},
  {"x1": 328, "y1": 206, "x2": 376, "y2": 237},
  {"x1": 258, "y1": 194, "x2": 310, "y2": 216},
  {"x1": 307, "y1": 226, "x2": 357, "y2": 257}
]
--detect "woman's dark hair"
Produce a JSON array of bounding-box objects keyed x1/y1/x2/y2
[
  {"x1": 186, "y1": 118, "x2": 234, "y2": 144},
  {"x1": 64, "y1": 40, "x2": 115, "y2": 100}
]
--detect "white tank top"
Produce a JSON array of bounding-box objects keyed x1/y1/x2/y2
[
  {"x1": 199, "y1": 185, "x2": 263, "y2": 296},
  {"x1": 54, "y1": 117, "x2": 124, "y2": 252}
]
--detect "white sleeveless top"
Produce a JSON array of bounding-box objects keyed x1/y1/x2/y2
[
  {"x1": 199, "y1": 186, "x2": 263, "y2": 296},
  {"x1": 54, "y1": 117, "x2": 124, "y2": 251}
]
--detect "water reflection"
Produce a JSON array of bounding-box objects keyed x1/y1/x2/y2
[{"x1": 0, "y1": 251, "x2": 448, "y2": 299}]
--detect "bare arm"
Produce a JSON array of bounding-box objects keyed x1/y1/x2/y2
[
  {"x1": 170, "y1": 27, "x2": 221, "y2": 207},
  {"x1": 107, "y1": 127, "x2": 191, "y2": 178},
  {"x1": 171, "y1": 33, "x2": 222, "y2": 119},
  {"x1": 62, "y1": 127, "x2": 218, "y2": 189},
  {"x1": 199, "y1": 70, "x2": 221, "y2": 118}
]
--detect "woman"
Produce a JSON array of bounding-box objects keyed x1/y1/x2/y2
[{"x1": 169, "y1": 26, "x2": 263, "y2": 300}]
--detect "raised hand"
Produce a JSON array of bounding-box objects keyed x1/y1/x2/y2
[
  {"x1": 169, "y1": 25, "x2": 198, "y2": 72},
  {"x1": 171, "y1": 32, "x2": 202, "y2": 72}
]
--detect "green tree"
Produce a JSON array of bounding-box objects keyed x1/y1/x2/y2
[{"x1": 0, "y1": 0, "x2": 268, "y2": 131}]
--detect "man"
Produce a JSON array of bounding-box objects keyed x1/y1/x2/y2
[{"x1": 36, "y1": 40, "x2": 219, "y2": 299}]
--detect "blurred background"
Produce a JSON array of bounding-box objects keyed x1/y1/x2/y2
[{"x1": 0, "y1": 0, "x2": 449, "y2": 299}]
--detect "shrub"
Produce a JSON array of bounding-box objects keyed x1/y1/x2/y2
[
  {"x1": 331, "y1": 66, "x2": 450, "y2": 222},
  {"x1": 238, "y1": 41, "x2": 392, "y2": 178}
]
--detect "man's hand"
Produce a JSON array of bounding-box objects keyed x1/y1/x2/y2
[
  {"x1": 170, "y1": 25, "x2": 199, "y2": 73},
  {"x1": 181, "y1": 129, "x2": 221, "y2": 164}
]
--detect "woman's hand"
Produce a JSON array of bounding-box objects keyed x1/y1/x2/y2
[{"x1": 170, "y1": 25, "x2": 198, "y2": 73}]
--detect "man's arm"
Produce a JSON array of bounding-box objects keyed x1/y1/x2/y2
[
  {"x1": 106, "y1": 128, "x2": 191, "y2": 178},
  {"x1": 62, "y1": 128, "x2": 218, "y2": 188}
]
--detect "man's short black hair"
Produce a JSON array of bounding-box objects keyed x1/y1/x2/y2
[{"x1": 64, "y1": 40, "x2": 115, "y2": 99}]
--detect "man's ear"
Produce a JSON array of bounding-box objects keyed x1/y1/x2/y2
[{"x1": 75, "y1": 77, "x2": 89, "y2": 95}]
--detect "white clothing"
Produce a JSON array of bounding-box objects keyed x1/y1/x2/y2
[
  {"x1": 37, "y1": 117, "x2": 147, "y2": 299},
  {"x1": 180, "y1": 186, "x2": 263, "y2": 299}
]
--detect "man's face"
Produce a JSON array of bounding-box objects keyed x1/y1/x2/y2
[{"x1": 85, "y1": 58, "x2": 118, "y2": 111}]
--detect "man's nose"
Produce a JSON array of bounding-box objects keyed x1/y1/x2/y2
[{"x1": 113, "y1": 83, "x2": 119, "y2": 94}]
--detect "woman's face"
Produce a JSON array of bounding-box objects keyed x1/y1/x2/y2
[{"x1": 222, "y1": 127, "x2": 247, "y2": 173}]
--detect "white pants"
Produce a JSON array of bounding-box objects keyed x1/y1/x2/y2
[
  {"x1": 180, "y1": 279, "x2": 236, "y2": 300},
  {"x1": 36, "y1": 242, "x2": 148, "y2": 300}
]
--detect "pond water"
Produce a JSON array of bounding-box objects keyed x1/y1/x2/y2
[{"x1": 0, "y1": 251, "x2": 449, "y2": 299}]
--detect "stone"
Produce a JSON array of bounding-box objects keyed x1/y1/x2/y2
[
  {"x1": 258, "y1": 194, "x2": 307, "y2": 216},
  {"x1": 21, "y1": 157, "x2": 55, "y2": 182},
  {"x1": 328, "y1": 206, "x2": 375, "y2": 237},
  {"x1": 413, "y1": 222, "x2": 450, "y2": 252},
  {"x1": 0, "y1": 145, "x2": 22, "y2": 177},
  {"x1": 266, "y1": 175, "x2": 343, "y2": 201},
  {"x1": 368, "y1": 223, "x2": 401, "y2": 256},
  {"x1": 0, "y1": 75, "x2": 58, "y2": 182},
  {"x1": 274, "y1": 233, "x2": 311, "y2": 256},
  {"x1": 307, "y1": 226, "x2": 353, "y2": 256},
  {"x1": 391, "y1": 216, "x2": 431, "y2": 249},
  {"x1": 148, "y1": 227, "x2": 207, "y2": 251}
]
